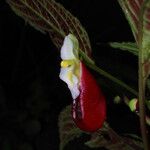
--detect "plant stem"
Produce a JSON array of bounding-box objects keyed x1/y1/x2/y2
[
  {"x1": 138, "y1": 64, "x2": 149, "y2": 150},
  {"x1": 138, "y1": 1, "x2": 150, "y2": 149},
  {"x1": 138, "y1": 60, "x2": 150, "y2": 150}
]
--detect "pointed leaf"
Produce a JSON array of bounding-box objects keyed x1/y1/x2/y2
[
  {"x1": 118, "y1": 0, "x2": 150, "y2": 78},
  {"x1": 85, "y1": 133, "x2": 108, "y2": 148},
  {"x1": 58, "y1": 105, "x2": 83, "y2": 150},
  {"x1": 122, "y1": 134, "x2": 142, "y2": 141},
  {"x1": 109, "y1": 42, "x2": 138, "y2": 55},
  {"x1": 86, "y1": 134, "x2": 143, "y2": 150},
  {"x1": 118, "y1": 0, "x2": 144, "y2": 43},
  {"x1": 7, "y1": 0, "x2": 92, "y2": 56},
  {"x1": 123, "y1": 137, "x2": 143, "y2": 150},
  {"x1": 85, "y1": 123, "x2": 143, "y2": 150}
]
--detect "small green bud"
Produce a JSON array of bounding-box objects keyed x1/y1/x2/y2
[
  {"x1": 128, "y1": 98, "x2": 138, "y2": 112},
  {"x1": 114, "y1": 96, "x2": 121, "y2": 104}
]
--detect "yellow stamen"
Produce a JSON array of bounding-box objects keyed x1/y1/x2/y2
[
  {"x1": 60, "y1": 59, "x2": 80, "y2": 86},
  {"x1": 61, "y1": 60, "x2": 74, "y2": 68}
]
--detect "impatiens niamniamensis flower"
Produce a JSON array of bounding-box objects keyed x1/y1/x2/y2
[{"x1": 59, "y1": 34, "x2": 106, "y2": 132}]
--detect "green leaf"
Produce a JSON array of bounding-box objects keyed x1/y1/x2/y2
[
  {"x1": 123, "y1": 137, "x2": 143, "y2": 150},
  {"x1": 58, "y1": 105, "x2": 83, "y2": 150},
  {"x1": 85, "y1": 123, "x2": 143, "y2": 150},
  {"x1": 118, "y1": 2, "x2": 150, "y2": 148},
  {"x1": 86, "y1": 134, "x2": 143, "y2": 150},
  {"x1": 7, "y1": 0, "x2": 92, "y2": 56},
  {"x1": 85, "y1": 133, "x2": 108, "y2": 149},
  {"x1": 118, "y1": 0, "x2": 143, "y2": 43},
  {"x1": 85, "y1": 134, "x2": 141, "y2": 150},
  {"x1": 109, "y1": 42, "x2": 138, "y2": 56},
  {"x1": 118, "y1": 0, "x2": 150, "y2": 78},
  {"x1": 123, "y1": 134, "x2": 142, "y2": 141}
]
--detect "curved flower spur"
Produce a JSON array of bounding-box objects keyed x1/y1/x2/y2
[{"x1": 59, "y1": 34, "x2": 106, "y2": 132}]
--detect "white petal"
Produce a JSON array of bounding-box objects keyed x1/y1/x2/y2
[
  {"x1": 59, "y1": 67, "x2": 73, "y2": 87},
  {"x1": 59, "y1": 67, "x2": 80, "y2": 99},
  {"x1": 69, "y1": 75, "x2": 80, "y2": 99},
  {"x1": 68, "y1": 34, "x2": 79, "y2": 52},
  {"x1": 61, "y1": 34, "x2": 79, "y2": 60}
]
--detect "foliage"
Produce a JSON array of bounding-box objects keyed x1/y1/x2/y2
[
  {"x1": 109, "y1": 42, "x2": 138, "y2": 56},
  {"x1": 58, "y1": 105, "x2": 83, "y2": 150},
  {"x1": 4, "y1": 0, "x2": 150, "y2": 150},
  {"x1": 59, "y1": 106, "x2": 143, "y2": 150},
  {"x1": 7, "y1": 1, "x2": 139, "y2": 96},
  {"x1": 85, "y1": 134, "x2": 143, "y2": 150},
  {"x1": 118, "y1": 0, "x2": 150, "y2": 78},
  {"x1": 7, "y1": 0, "x2": 91, "y2": 56},
  {"x1": 118, "y1": 1, "x2": 150, "y2": 149}
]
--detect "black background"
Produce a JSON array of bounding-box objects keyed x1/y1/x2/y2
[{"x1": 0, "y1": 0, "x2": 140, "y2": 150}]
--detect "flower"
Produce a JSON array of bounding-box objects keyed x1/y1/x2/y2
[{"x1": 59, "y1": 34, "x2": 106, "y2": 132}]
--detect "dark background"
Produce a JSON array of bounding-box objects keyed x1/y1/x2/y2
[{"x1": 0, "y1": 0, "x2": 140, "y2": 150}]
